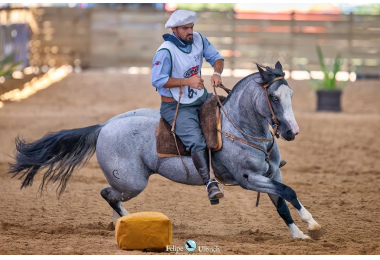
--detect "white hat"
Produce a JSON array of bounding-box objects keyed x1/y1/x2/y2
[{"x1": 165, "y1": 10, "x2": 197, "y2": 29}]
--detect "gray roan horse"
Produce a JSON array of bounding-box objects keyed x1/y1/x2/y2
[{"x1": 9, "y1": 61, "x2": 324, "y2": 239}]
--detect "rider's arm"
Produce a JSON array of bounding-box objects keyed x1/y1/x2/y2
[
  {"x1": 151, "y1": 49, "x2": 172, "y2": 90},
  {"x1": 164, "y1": 77, "x2": 204, "y2": 90},
  {"x1": 213, "y1": 59, "x2": 224, "y2": 76},
  {"x1": 201, "y1": 34, "x2": 224, "y2": 70},
  {"x1": 200, "y1": 34, "x2": 224, "y2": 87},
  {"x1": 152, "y1": 49, "x2": 203, "y2": 90}
]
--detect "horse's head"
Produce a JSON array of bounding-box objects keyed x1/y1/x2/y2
[{"x1": 256, "y1": 61, "x2": 299, "y2": 141}]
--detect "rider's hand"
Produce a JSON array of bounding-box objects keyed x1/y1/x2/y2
[
  {"x1": 186, "y1": 75, "x2": 204, "y2": 90},
  {"x1": 211, "y1": 74, "x2": 222, "y2": 87}
]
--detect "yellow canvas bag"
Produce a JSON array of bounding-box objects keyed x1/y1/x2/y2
[{"x1": 115, "y1": 212, "x2": 172, "y2": 251}]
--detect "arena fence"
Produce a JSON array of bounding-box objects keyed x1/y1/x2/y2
[{"x1": 1, "y1": 7, "x2": 380, "y2": 78}]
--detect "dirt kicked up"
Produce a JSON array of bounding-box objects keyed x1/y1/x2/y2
[{"x1": 0, "y1": 70, "x2": 379, "y2": 255}]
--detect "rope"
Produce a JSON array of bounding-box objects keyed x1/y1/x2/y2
[{"x1": 171, "y1": 79, "x2": 190, "y2": 180}]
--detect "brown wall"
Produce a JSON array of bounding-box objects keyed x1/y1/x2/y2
[{"x1": 5, "y1": 7, "x2": 380, "y2": 76}]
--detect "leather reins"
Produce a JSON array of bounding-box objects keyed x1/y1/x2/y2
[
  {"x1": 170, "y1": 76, "x2": 284, "y2": 180},
  {"x1": 214, "y1": 76, "x2": 284, "y2": 208},
  {"x1": 213, "y1": 76, "x2": 284, "y2": 163}
]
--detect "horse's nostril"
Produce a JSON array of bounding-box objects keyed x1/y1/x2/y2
[
  {"x1": 286, "y1": 130, "x2": 293, "y2": 136},
  {"x1": 295, "y1": 132, "x2": 299, "y2": 136}
]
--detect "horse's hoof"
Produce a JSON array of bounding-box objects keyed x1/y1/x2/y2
[
  {"x1": 107, "y1": 222, "x2": 115, "y2": 231},
  {"x1": 308, "y1": 229, "x2": 325, "y2": 240}
]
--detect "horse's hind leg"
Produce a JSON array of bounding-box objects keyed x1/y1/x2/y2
[
  {"x1": 100, "y1": 186, "x2": 145, "y2": 225},
  {"x1": 100, "y1": 187, "x2": 129, "y2": 216}
]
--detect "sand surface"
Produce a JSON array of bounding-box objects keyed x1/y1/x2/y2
[{"x1": 0, "y1": 71, "x2": 379, "y2": 255}]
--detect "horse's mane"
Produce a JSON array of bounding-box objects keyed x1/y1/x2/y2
[
  {"x1": 223, "y1": 63, "x2": 285, "y2": 103},
  {"x1": 222, "y1": 73, "x2": 256, "y2": 103},
  {"x1": 224, "y1": 63, "x2": 285, "y2": 102}
]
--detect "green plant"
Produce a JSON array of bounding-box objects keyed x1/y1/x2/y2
[
  {"x1": 309, "y1": 46, "x2": 350, "y2": 91},
  {"x1": 176, "y1": 3, "x2": 234, "y2": 11},
  {"x1": 0, "y1": 53, "x2": 22, "y2": 78}
]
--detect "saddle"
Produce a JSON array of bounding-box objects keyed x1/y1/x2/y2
[{"x1": 155, "y1": 95, "x2": 226, "y2": 158}]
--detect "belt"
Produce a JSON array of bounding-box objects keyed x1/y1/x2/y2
[{"x1": 161, "y1": 96, "x2": 176, "y2": 102}]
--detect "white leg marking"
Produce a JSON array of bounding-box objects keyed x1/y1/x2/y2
[
  {"x1": 112, "y1": 208, "x2": 129, "y2": 226},
  {"x1": 288, "y1": 223, "x2": 310, "y2": 239},
  {"x1": 112, "y1": 210, "x2": 120, "y2": 226},
  {"x1": 296, "y1": 201, "x2": 321, "y2": 231}
]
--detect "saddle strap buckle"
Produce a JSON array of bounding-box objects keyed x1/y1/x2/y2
[{"x1": 224, "y1": 132, "x2": 234, "y2": 141}]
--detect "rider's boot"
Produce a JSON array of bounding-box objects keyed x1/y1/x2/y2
[{"x1": 191, "y1": 150, "x2": 224, "y2": 205}]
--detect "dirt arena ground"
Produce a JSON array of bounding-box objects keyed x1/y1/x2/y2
[{"x1": 0, "y1": 70, "x2": 379, "y2": 255}]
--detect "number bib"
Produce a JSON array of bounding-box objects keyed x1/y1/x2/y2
[{"x1": 156, "y1": 32, "x2": 205, "y2": 104}]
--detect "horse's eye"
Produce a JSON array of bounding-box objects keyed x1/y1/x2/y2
[{"x1": 271, "y1": 95, "x2": 279, "y2": 102}]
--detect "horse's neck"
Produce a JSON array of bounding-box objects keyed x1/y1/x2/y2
[{"x1": 223, "y1": 79, "x2": 270, "y2": 138}]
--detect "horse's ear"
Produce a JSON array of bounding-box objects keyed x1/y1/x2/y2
[
  {"x1": 256, "y1": 63, "x2": 269, "y2": 81},
  {"x1": 275, "y1": 61, "x2": 282, "y2": 71}
]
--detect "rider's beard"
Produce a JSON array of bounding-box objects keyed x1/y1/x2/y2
[{"x1": 183, "y1": 34, "x2": 193, "y2": 44}]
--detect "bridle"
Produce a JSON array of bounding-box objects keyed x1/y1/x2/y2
[{"x1": 213, "y1": 76, "x2": 284, "y2": 163}]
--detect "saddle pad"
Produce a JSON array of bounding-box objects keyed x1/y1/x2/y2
[
  {"x1": 155, "y1": 95, "x2": 226, "y2": 158},
  {"x1": 115, "y1": 212, "x2": 172, "y2": 251},
  {"x1": 155, "y1": 118, "x2": 190, "y2": 157}
]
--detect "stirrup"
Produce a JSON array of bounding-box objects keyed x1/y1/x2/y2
[{"x1": 206, "y1": 179, "x2": 225, "y2": 205}]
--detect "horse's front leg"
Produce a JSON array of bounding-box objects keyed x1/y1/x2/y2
[
  {"x1": 296, "y1": 201, "x2": 325, "y2": 239},
  {"x1": 266, "y1": 169, "x2": 309, "y2": 239},
  {"x1": 239, "y1": 172, "x2": 324, "y2": 239},
  {"x1": 268, "y1": 193, "x2": 309, "y2": 239}
]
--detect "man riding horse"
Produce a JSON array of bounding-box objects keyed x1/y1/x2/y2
[
  {"x1": 8, "y1": 10, "x2": 324, "y2": 240},
  {"x1": 151, "y1": 10, "x2": 225, "y2": 202}
]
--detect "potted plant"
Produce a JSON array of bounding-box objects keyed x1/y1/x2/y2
[
  {"x1": 309, "y1": 46, "x2": 350, "y2": 112},
  {"x1": 0, "y1": 53, "x2": 22, "y2": 78}
]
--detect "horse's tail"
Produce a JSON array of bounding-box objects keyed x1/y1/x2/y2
[{"x1": 8, "y1": 124, "x2": 104, "y2": 197}]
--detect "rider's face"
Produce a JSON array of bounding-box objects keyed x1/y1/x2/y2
[{"x1": 172, "y1": 23, "x2": 194, "y2": 43}]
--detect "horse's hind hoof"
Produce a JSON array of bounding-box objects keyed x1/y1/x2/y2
[
  {"x1": 308, "y1": 229, "x2": 325, "y2": 240},
  {"x1": 210, "y1": 198, "x2": 219, "y2": 205}
]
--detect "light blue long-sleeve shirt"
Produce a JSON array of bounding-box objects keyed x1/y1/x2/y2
[{"x1": 151, "y1": 32, "x2": 224, "y2": 97}]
